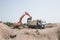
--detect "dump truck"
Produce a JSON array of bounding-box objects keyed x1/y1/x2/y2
[{"x1": 27, "y1": 17, "x2": 45, "y2": 29}]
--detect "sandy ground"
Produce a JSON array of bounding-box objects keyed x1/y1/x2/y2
[{"x1": 0, "y1": 23, "x2": 60, "y2": 40}]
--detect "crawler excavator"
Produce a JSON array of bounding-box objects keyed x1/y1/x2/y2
[{"x1": 13, "y1": 12, "x2": 45, "y2": 29}]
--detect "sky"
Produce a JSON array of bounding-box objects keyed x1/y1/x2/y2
[{"x1": 0, "y1": 0, "x2": 60, "y2": 23}]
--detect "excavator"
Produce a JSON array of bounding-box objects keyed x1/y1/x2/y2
[
  {"x1": 13, "y1": 12, "x2": 31, "y2": 28},
  {"x1": 13, "y1": 12, "x2": 45, "y2": 29}
]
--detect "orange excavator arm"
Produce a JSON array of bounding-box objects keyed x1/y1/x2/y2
[
  {"x1": 18, "y1": 12, "x2": 31, "y2": 24},
  {"x1": 13, "y1": 12, "x2": 31, "y2": 27}
]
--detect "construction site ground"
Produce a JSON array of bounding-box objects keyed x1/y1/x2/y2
[{"x1": 0, "y1": 23, "x2": 60, "y2": 40}]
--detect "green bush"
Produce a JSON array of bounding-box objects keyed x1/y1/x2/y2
[{"x1": 3, "y1": 22, "x2": 13, "y2": 27}]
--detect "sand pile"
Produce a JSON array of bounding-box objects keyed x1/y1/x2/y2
[
  {"x1": 45, "y1": 23, "x2": 57, "y2": 28},
  {"x1": 0, "y1": 23, "x2": 13, "y2": 40},
  {"x1": 12, "y1": 27, "x2": 58, "y2": 40},
  {"x1": 0, "y1": 23, "x2": 60, "y2": 40}
]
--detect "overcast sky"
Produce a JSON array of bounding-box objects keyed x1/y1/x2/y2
[{"x1": 0, "y1": 0, "x2": 60, "y2": 23}]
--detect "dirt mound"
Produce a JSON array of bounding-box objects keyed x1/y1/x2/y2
[
  {"x1": 45, "y1": 23, "x2": 57, "y2": 28},
  {"x1": 0, "y1": 23, "x2": 60, "y2": 40},
  {"x1": 0, "y1": 23, "x2": 13, "y2": 40},
  {"x1": 12, "y1": 27, "x2": 58, "y2": 40}
]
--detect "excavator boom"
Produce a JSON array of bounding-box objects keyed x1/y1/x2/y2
[{"x1": 13, "y1": 12, "x2": 31, "y2": 27}]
